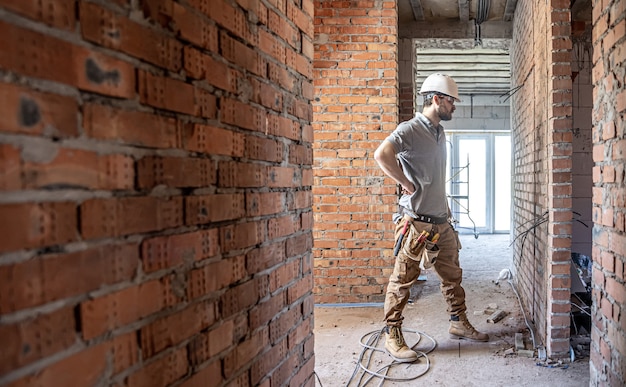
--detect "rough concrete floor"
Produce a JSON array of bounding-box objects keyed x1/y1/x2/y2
[{"x1": 314, "y1": 234, "x2": 591, "y2": 387}]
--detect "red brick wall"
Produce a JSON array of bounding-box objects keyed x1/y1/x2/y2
[
  {"x1": 0, "y1": 0, "x2": 315, "y2": 386},
  {"x1": 590, "y1": 1, "x2": 626, "y2": 385},
  {"x1": 312, "y1": 1, "x2": 398, "y2": 303},
  {"x1": 510, "y1": 0, "x2": 574, "y2": 358},
  {"x1": 510, "y1": 0, "x2": 550, "y2": 350}
]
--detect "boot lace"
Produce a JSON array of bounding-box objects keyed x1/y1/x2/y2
[
  {"x1": 460, "y1": 317, "x2": 478, "y2": 333},
  {"x1": 390, "y1": 326, "x2": 407, "y2": 348}
]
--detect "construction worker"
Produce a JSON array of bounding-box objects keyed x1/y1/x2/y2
[{"x1": 374, "y1": 73, "x2": 488, "y2": 363}]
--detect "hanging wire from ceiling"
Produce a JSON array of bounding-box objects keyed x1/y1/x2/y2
[{"x1": 474, "y1": 0, "x2": 491, "y2": 46}]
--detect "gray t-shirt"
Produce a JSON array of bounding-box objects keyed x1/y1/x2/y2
[{"x1": 385, "y1": 113, "x2": 448, "y2": 219}]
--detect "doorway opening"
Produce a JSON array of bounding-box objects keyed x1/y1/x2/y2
[{"x1": 447, "y1": 132, "x2": 511, "y2": 235}]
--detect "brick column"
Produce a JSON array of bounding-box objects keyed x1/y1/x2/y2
[
  {"x1": 546, "y1": 3, "x2": 574, "y2": 359},
  {"x1": 313, "y1": 1, "x2": 398, "y2": 303},
  {"x1": 589, "y1": 1, "x2": 626, "y2": 385},
  {"x1": 511, "y1": 0, "x2": 576, "y2": 359}
]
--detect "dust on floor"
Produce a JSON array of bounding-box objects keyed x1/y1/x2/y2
[{"x1": 313, "y1": 234, "x2": 590, "y2": 387}]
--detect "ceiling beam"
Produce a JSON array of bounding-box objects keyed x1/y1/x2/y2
[
  {"x1": 458, "y1": 0, "x2": 470, "y2": 21},
  {"x1": 409, "y1": 0, "x2": 425, "y2": 21},
  {"x1": 399, "y1": 20, "x2": 512, "y2": 39},
  {"x1": 503, "y1": 0, "x2": 519, "y2": 21}
]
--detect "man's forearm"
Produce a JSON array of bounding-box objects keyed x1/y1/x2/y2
[{"x1": 374, "y1": 141, "x2": 414, "y2": 193}]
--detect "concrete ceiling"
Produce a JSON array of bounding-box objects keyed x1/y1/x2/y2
[
  {"x1": 399, "y1": 0, "x2": 593, "y2": 96},
  {"x1": 398, "y1": 0, "x2": 518, "y2": 96},
  {"x1": 398, "y1": 0, "x2": 517, "y2": 40}
]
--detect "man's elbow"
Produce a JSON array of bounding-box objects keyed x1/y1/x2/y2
[{"x1": 373, "y1": 144, "x2": 386, "y2": 163}]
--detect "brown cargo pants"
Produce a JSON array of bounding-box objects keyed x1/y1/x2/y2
[{"x1": 383, "y1": 215, "x2": 466, "y2": 326}]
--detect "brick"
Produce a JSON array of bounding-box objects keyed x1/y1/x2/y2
[
  {"x1": 267, "y1": 114, "x2": 299, "y2": 140},
  {"x1": 188, "y1": 320, "x2": 234, "y2": 365},
  {"x1": 22, "y1": 147, "x2": 134, "y2": 190},
  {"x1": 249, "y1": 292, "x2": 286, "y2": 330},
  {"x1": 0, "y1": 143, "x2": 21, "y2": 190},
  {"x1": 0, "y1": 21, "x2": 135, "y2": 98},
  {"x1": 247, "y1": 241, "x2": 286, "y2": 273},
  {"x1": 1, "y1": 0, "x2": 76, "y2": 30},
  {"x1": 288, "y1": 316, "x2": 311, "y2": 350},
  {"x1": 140, "y1": 301, "x2": 216, "y2": 358},
  {"x1": 80, "y1": 196, "x2": 183, "y2": 239},
  {"x1": 0, "y1": 202, "x2": 77, "y2": 253},
  {"x1": 196, "y1": 88, "x2": 219, "y2": 120},
  {"x1": 251, "y1": 78, "x2": 284, "y2": 112},
  {"x1": 83, "y1": 104, "x2": 179, "y2": 148},
  {"x1": 183, "y1": 46, "x2": 237, "y2": 92},
  {"x1": 7, "y1": 343, "x2": 108, "y2": 387},
  {"x1": 0, "y1": 307, "x2": 76, "y2": 376},
  {"x1": 139, "y1": 0, "x2": 176, "y2": 27},
  {"x1": 137, "y1": 70, "x2": 195, "y2": 115},
  {"x1": 287, "y1": 275, "x2": 313, "y2": 304},
  {"x1": 0, "y1": 82, "x2": 78, "y2": 137},
  {"x1": 270, "y1": 259, "x2": 299, "y2": 293},
  {"x1": 258, "y1": 29, "x2": 286, "y2": 63},
  {"x1": 288, "y1": 1, "x2": 313, "y2": 38},
  {"x1": 178, "y1": 360, "x2": 222, "y2": 387},
  {"x1": 220, "y1": 221, "x2": 265, "y2": 252},
  {"x1": 80, "y1": 277, "x2": 172, "y2": 340},
  {"x1": 172, "y1": 3, "x2": 218, "y2": 52},
  {"x1": 110, "y1": 332, "x2": 138, "y2": 375},
  {"x1": 141, "y1": 229, "x2": 219, "y2": 272},
  {"x1": 210, "y1": 0, "x2": 253, "y2": 43},
  {"x1": 0, "y1": 243, "x2": 137, "y2": 314},
  {"x1": 180, "y1": 123, "x2": 244, "y2": 156},
  {"x1": 286, "y1": 233, "x2": 312, "y2": 257},
  {"x1": 268, "y1": 9, "x2": 299, "y2": 48},
  {"x1": 221, "y1": 98, "x2": 265, "y2": 132},
  {"x1": 267, "y1": 166, "x2": 298, "y2": 187},
  {"x1": 185, "y1": 194, "x2": 245, "y2": 225},
  {"x1": 244, "y1": 135, "x2": 285, "y2": 162},
  {"x1": 137, "y1": 156, "x2": 216, "y2": 189},
  {"x1": 187, "y1": 256, "x2": 246, "y2": 300},
  {"x1": 127, "y1": 347, "x2": 188, "y2": 387},
  {"x1": 224, "y1": 328, "x2": 268, "y2": 377},
  {"x1": 221, "y1": 32, "x2": 264, "y2": 76},
  {"x1": 246, "y1": 192, "x2": 286, "y2": 217},
  {"x1": 80, "y1": 2, "x2": 182, "y2": 71},
  {"x1": 268, "y1": 215, "x2": 299, "y2": 240},
  {"x1": 606, "y1": 277, "x2": 625, "y2": 304},
  {"x1": 290, "y1": 191, "x2": 312, "y2": 211},
  {"x1": 251, "y1": 339, "x2": 287, "y2": 385},
  {"x1": 270, "y1": 307, "x2": 299, "y2": 344},
  {"x1": 290, "y1": 355, "x2": 314, "y2": 387},
  {"x1": 219, "y1": 161, "x2": 268, "y2": 188}
]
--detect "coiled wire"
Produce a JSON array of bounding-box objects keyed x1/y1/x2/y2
[{"x1": 343, "y1": 327, "x2": 437, "y2": 387}]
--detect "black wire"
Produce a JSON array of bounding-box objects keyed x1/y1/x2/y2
[{"x1": 314, "y1": 371, "x2": 324, "y2": 387}]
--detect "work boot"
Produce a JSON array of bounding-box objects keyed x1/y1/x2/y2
[
  {"x1": 384, "y1": 326, "x2": 418, "y2": 363},
  {"x1": 449, "y1": 314, "x2": 489, "y2": 342}
]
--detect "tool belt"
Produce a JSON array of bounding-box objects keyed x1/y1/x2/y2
[
  {"x1": 394, "y1": 214, "x2": 441, "y2": 269},
  {"x1": 402, "y1": 208, "x2": 448, "y2": 224}
]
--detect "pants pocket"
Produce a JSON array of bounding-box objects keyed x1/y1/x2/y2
[
  {"x1": 400, "y1": 221, "x2": 435, "y2": 261},
  {"x1": 420, "y1": 240, "x2": 440, "y2": 269}
]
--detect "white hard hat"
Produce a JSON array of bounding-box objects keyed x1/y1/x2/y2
[{"x1": 419, "y1": 73, "x2": 461, "y2": 101}]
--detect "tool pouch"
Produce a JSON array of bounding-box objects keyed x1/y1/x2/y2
[
  {"x1": 420, "y1": 240, "x2": 440, "y2": 269},
  {"x1": 399, "y1": 221, "x2": 427, "y2": 261}
]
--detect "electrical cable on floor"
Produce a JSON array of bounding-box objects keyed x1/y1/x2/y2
[
  {"x1": 508, "y1": 209, "x2": 592, "y2": 355},
  {"x1": 341, "y1": 327, "x2": 437, "y2": 386},
  {"x1": 507, "y1": 278, "x2": 537, "y2": 350}
]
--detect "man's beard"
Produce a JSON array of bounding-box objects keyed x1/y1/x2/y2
[{"x1": 437, "y1": 105, "x2": 453, "y2": 121}]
